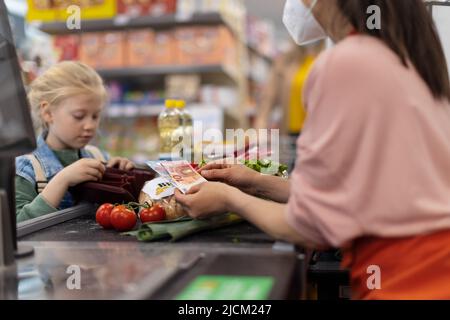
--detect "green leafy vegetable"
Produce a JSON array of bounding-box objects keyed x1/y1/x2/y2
[
  {"x1": 242, "y1": 159, "x2": 288, "y2": 177},
  {"x1": 123, "y1": 213, "x2": 243, "y2": 242}
]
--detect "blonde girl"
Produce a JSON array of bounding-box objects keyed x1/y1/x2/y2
[{"x1": 15, "y1": 61, "x2": 133, "y2": 222}]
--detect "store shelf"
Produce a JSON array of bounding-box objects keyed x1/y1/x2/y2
[
  {"x1": 106, "y1": 104, "x2": 163, "y2": 118},
  {"x1": 34, "y1": 12, "x2": 234, "y2": 35},
  {"x1": 105, "y1": 103, "x2": 240, "y2": 121},
  {"x1": 247, "y1": 43, "x2": 273, "y2": 64},
  {"x1": 97, "y1": 64, "x2": 239, "y2": 84}
]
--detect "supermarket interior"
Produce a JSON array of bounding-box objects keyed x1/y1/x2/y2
[
  {"x1": 7, "y1": 0, "x2": 298, "y2": 165},
  {"x1": 3, "y1": 0, "x2": 450, "y2": 303}
]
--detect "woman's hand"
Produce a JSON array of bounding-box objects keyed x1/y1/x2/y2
[
  {"x1": 56, "y1": 158, "x2": 105, "y2": 187},
  {"x1": 198, "y1": 162, "x2": 260, "y2": 196},
  {"x1": 174, "y1": 182, "x2": 236, "y2": 219},
  {"x1": 107, "y1": 157, "x2": 134, "y2": 171},
  {"x1": 174, "y1": 180, "x2": 311, "y2": 248}
]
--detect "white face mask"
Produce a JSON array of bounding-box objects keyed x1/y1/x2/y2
[{"x1": 283, "y1": 0, "x2": 327, "y2": 46}]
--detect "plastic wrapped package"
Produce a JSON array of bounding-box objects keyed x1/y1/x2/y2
[{"x1": 138, "y1": 177, "x2": 188, "y2": 220}]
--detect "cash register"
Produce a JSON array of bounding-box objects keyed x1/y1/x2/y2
[{"x1": 0, "y1": 0, "x2": 36, "y2": 268}]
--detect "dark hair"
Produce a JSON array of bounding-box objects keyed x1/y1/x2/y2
[{"x1": 336, "y1": 0, "x2": 450, "y2": 101}]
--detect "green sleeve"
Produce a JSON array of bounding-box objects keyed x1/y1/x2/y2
[{"x1": 15, "y1": 176, "x2": 57, "y2": 223}]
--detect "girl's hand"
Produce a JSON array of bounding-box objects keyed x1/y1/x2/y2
[
  {"x1": 57, "y1": 158, "x2": 105, "y2": 187},
  {"x1": 174, "y1": 182, "x2": 235, "y2": 220},
  {"x1": 107, "y1": 157, "x2": 134, "y2": 171},
  {"x1": 198, "y1": 162, "x2": 260, "y2": 195}
]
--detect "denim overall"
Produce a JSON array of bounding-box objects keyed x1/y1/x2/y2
[{"x1": 15, "y1": 133, "x2": 108, "y2": 210}]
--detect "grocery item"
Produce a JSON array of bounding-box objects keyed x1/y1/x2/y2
[
  {"x1": 175, "y1": 26, "x2": 236, "y2": 66},
  {"x1": 79, "y1": 32, "x2": 127, "y2": 69},
  {"x1": 138, "y1": 171, "x2": 187, "y2": 220},
  {"x1": 117, "y1": 0, "x2": 151, "y2": 16},
  {"x1": 98, "y1": 32, "x2": 127, "y2": 68},
  {"x1": 140, "y1": 176, "x2": 175, "y2": 200},
  {"x1": 110, "y1": 204, "x2": 137, "y2": 231},
  {"x1": 95, "y1": 203, "x2": 115, "y2": 229},
  {"x1": 242, "y1": 159, "x2": 288, "y2": 177},
  {"x1": 79, "y1": 32, "x2": 102, "y2": 68},
  {"x1": 117, "y1": 0, "x2": 176, "y2": 17},
  {"x1": 53, "y1": 35, "x2": 80, "y2": 61},
  {"x1": 139, "y1": 204, "x2": 166, "y2": 223},
  {"x1": 126, "y1": 29, "x2": 155, "y2": 67},
  {"x1": 175, "y1": 100, "x2": 194, "y2": 161},
  {"x1": 138, "y1": 193, "x2": 187, "y2": 221},
  {"x1": 158, "y1": 99, "x2": 183, "y2": 160},
  {"x1": 152, "y1": 31, "x2": 177, "y2": 66}
]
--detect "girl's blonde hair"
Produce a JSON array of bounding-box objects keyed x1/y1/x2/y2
[{"x1": 28, "y1": 61, "x2": 108, "y2": 130}]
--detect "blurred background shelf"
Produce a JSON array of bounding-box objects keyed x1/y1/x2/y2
[
  {"x1": 106, "y1": 103, "x2": 237, "y2": 119},
  {"x1": 97, "y1": 64, "x2": 239, "y2": 84},
  {"x1": 33, "y1": 12, "x2": 237, "y2": 35},
  {"x1": 247, "y1": 43, "x2": 273, "y2": 64},
  {"x1": 10, "y1": 0, "x2": 287, "y2": 161}
]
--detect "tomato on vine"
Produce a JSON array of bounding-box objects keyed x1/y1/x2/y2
[
  {"x1": 110, "y1": 205, "x2": 137, "y2": 232},
  {"x1": 96, "y1": 203, "x2": 115, "y2": 229}
]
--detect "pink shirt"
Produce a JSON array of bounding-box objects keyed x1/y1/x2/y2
[{"x1": 286, "y1": 35, "x2": 450, "y2": 248}]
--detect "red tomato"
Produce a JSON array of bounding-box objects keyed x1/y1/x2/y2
[
  {"x1": 140, "y1": 204, "x2": 166, "y2": 223},
  {"x1": 96, "y1": 203, "x2": 115, "y2": 229},
  {"x1": 110, "y1": 205, "x2": 137, "y2": 232}
]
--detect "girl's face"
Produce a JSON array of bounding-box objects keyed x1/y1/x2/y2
[{"x1": 43, "y1": 94, "x2": 103, "y2": 150}]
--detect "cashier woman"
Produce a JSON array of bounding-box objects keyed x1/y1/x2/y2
[{"x1": 175, "y1": 0, "x2": 450, "y2": 299}]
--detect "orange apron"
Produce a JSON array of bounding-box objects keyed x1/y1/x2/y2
[{"x1": 342, "y1": 229, "x2": 450, "y2": 300}]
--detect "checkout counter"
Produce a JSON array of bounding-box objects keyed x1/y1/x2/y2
[{"x1": 1, "y1": 203, "x2": 307, "y2": 300}]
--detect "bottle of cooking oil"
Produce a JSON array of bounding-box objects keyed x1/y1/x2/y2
[
  {"x1": 158, "y1": 99, "x2": 183, "y2": 160},
  {"x1": 175, "y1": 99, "x2": 194, "y2": 162}
]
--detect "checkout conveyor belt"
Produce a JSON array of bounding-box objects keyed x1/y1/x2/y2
[{"x1": 1, "y1": 204, "x2": 307, "y2": 300}]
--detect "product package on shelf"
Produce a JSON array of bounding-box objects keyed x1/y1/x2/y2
[
  {"x1": 106, "y1": 81, "x2": 167, "y2": 109},
  {"x1": 165, "y1": 74, "x2": 201, "y2": 102},
  {"x1": 123, "y1": 90, "x2": 148, "y2": 106},
  {"x1": 106, "y1": 81, "x2": 124, "y2": 104},
  {"x1": 79, "y1": 32, "x2": 102, "y2": 67},
  {"x1": 56, "y1": 0, "x2": 117, "y2": 21},
  {"x1": 99, "y1": 32, "x2": 127, "y2": 68},
  {"x1": 27, "y1": 0, "x2": 117, "y2": 22},
  {"x1": 117, "y1": 0, "x2": 152, "y2": 17},
  {"x1": 79, "y1": 32, "x2": 127, "y2": 69},
  {"x1": 174, "y1": 26, "x2": 237, "y2": 66},
  {"x1": 152, "y1": 31, "x2": 177, "y2": 66},
  {"x1": 199, "y1": 85, "x2": 237, "y2": 109},
  {"x1": 53, "y1": 35, "x2": 80, "y2": 61},
  {"x1": 26, "y1": 0, "x2": 56, "y2": 22},
  {"x1": 126, "y1": 29, "x2": 155, "y2": 67},
  {"x1": 176, "y1": 0, "x2": 245, "y2": 23},
  {"x1": 117, "y1": 0, "x2": 177, "y2": 17},
  {"x1": 150, "y1": 0, "x2": 177, "y2": 16}
]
